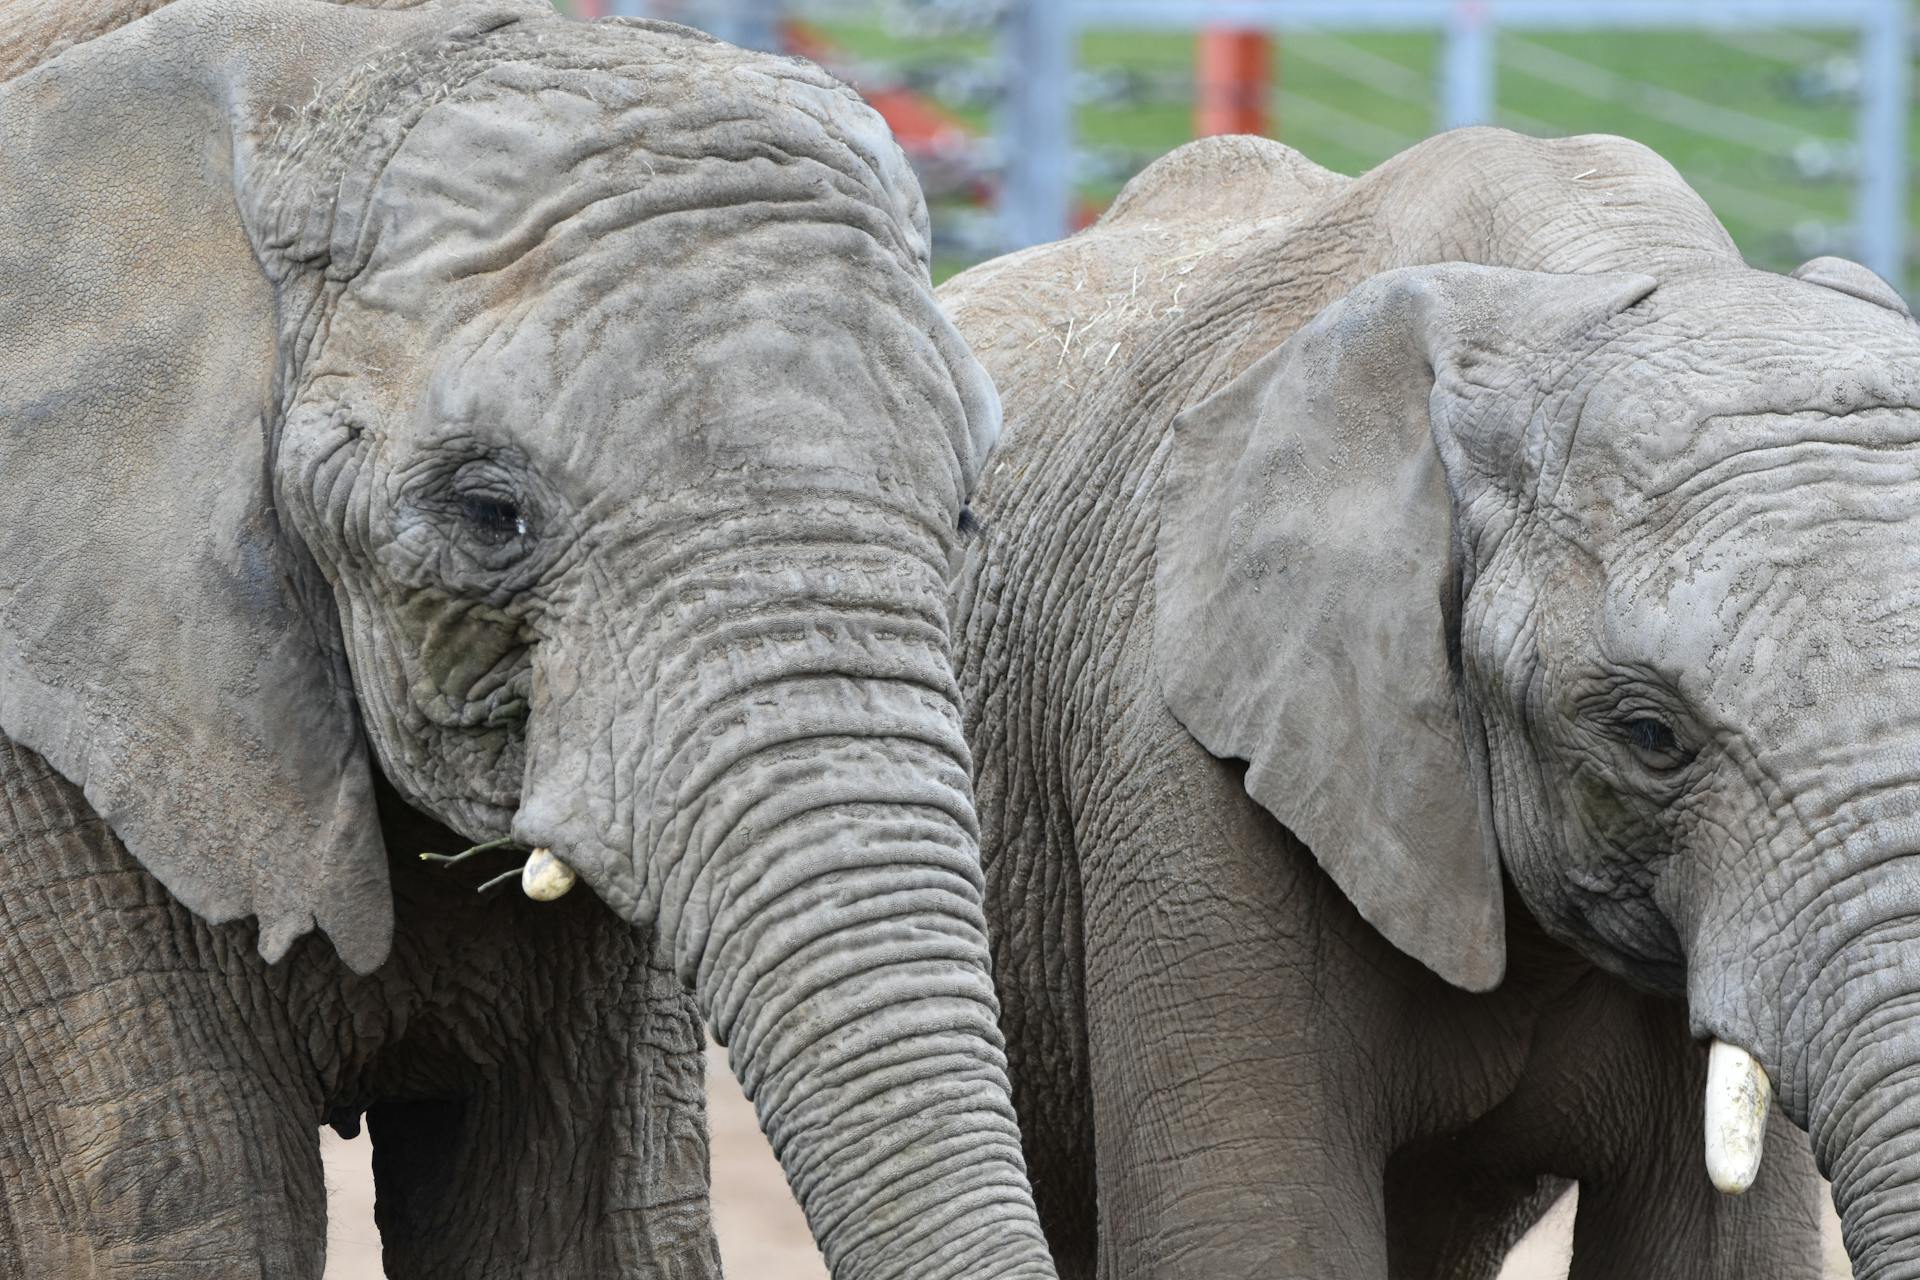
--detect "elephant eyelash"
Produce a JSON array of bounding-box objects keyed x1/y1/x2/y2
[
  {"x1": 1574, "y1": 672, "x2": 1697, "y2": 774},
  {"x1": 958, "y1": 505, "x2": 981, "y2": 538},
  {"x1": 1618, "y1": 714, "x2": 1692, "y2": 771},
  {"x1": 459, "y1": 494, "x2": 529, "y2": 544},
  {"x1": 1627, "y1": 717, "x2": 1674, "y2": 753}
]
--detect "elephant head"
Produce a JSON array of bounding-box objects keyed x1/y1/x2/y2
[
  {"x1": 0, "y1": 3, "x2": 1052, "y2": 1275},
  {"x1": 1157, "y1": 255, "x2": 1920, "y2": 1273}
]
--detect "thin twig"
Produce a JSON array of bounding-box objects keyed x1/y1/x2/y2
[
  {"x1": 418, "y1": 836, "x2": 517, "y2": 868},
  {"x1": 477, "y1": 864, "x2": 525, "y2": 895}
]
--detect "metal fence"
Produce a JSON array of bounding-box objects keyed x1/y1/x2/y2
[
  {"x1": 1051, "y1": 1, "x2": 1911, "y2": 289},
  {"x1": 568, "y1": 0, "x2": 1915, "y2": 292}
]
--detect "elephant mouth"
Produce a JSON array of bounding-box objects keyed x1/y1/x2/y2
[{"x1": 375, "y1": 660, "x2": 534, "y2": 836}]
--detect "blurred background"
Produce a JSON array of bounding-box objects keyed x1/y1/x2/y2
[
  {"x1": 548, "y1": 0, "x2": 1917, "y2": 297},
  {"x1": 322, "y1": 2, "x2": 1899, "y2": 1275}
]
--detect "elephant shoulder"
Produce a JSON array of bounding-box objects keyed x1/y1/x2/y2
[
  {"x1": 0, "y1": 0, "x2": 174, "y2": 83},
  {"x1": 1348, "y1": 127, "x2": 1741, "y2": 274},
  {"x1": 942, "y1": 143, "x2": 1343, "y2": 421},
  {"x1": 940, "y1": 233, "x2": 1152, "y2": 411},
  {"x1": 1100, "y1": 135, "x2": 1348, "y2": 231}
]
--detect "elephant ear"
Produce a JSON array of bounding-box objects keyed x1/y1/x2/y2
[
  {"x1": 1790, "y1": 255, "x2": 1911, "y2": 317},
  {"x1": 0, "y1": 2, "x2": 419, "y2": 972},
  {"x1": 1155, "y1": 263, "x2": 1656, "y2": 992}
]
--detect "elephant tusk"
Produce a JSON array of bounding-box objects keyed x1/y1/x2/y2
[
  {"x1": 521, "y1": 847, "x2": 577, "y2": 901},
  {"x1": 1704, "y1": 1039, "x2": 1771, "y2": 1194}
]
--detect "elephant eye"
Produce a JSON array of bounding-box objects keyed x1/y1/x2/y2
[
  {"x1": 1622, "y1": 716, "x2": 1687, "y2": 770},
  {"x1": 1626, "y1": 717, "x2": 1673, "y2": 752},
  {"x1": 460, "y1": 494, "x2": 528, "y2": 544}
]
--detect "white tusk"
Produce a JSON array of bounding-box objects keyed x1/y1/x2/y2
[
  {"x1": 1704, "y1": 1039, "x2": 1772, "y2": 1194},
  {"x1": 521, "y1": 847, "x2": 577, "y2": 902}
]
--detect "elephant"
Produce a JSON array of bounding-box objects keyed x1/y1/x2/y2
[
  {"x1": 0, "y1": 3, "x2": 1058, "y2": 1277},
  {"x1": 940, "y1": 126, "x2": 1920, "y2": 1278}
]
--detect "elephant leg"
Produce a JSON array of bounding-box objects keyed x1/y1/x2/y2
[
  {"x1": 1412, "y1": 969, "x2": 1825, "y2": 1280},
  {"x1": 1079, "y1": 802, "x2": 1388, "y2": 1279},
  {"x1": 980, "y1": 817, "x2": 1097, "y2": 1279},
  {"x1": 1384, "y1": 1157, "x2": 1570, "y2": 1280},
  {"x1": 1567, "y1": 1096, "x2": 1822, "y2": 1278},
  {"x1": 1551, "y1": 988, "x2": 1823, "y2": 1278},
  {"x1": 368, "y1": 952, "x2": 719, "y2": 1280},
  {"x1": 0, "y1": 737, "x2": 327, "y2": 1278}
]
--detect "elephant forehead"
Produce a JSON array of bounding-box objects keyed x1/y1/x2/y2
[
  {"x1": 1590, "y1": 487, "x2": 1920, "y2": 734},
  {"x1": 1550, "y1": 289, "x2": 1920, "y2": 530},
  {"x1": 341, "y1": 35, "x2": 925, "y2": 310},
  {"x1": 404, "y1": 256, "x2": 977, "y2": 513}
]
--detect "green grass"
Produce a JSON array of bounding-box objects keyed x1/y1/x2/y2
[{"x1": 1493, "y1": 29, "x2": 1861, "y2": 256}]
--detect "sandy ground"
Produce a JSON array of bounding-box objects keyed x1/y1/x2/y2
[{"x1": 320, "y1": 1047, "x2": 1851, "y2": 1279}]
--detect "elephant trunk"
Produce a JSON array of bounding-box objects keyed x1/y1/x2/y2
[
  {"x1": 513, "y1": 511, "x2": 1055, "y2": 1279},
  {"x1": 683, "y1": 735, "x2": 1052, "y2": 1278},
  {"x1": 1794, "y1": 940, "x2": 1920, "y2": 1280},
  {"x1": 1701, "y1": 856, "x2": 1920, "y2": 1280}
]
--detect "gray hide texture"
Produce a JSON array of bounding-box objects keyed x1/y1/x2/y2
[
  {"x1": 1790, "y1": 254, "x2": 1912, "y2": 316},
  {"x1": 1158, "y1": 264, "x2": 1656, "y2": 991},
  {"x1": 0, "y1": 0, "x2": 444, "y2": 972},
  {"x1": 0, "y1": 0, "x2": 993, "y2": 978},
  {"x1": 1, "y1": 8, "x2": 1058, "y2": 1279},
  {"x1": 942, "y1": 126, "x2": 1920, "y2": 1278}
]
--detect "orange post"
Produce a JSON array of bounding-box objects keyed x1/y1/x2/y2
[{"x1": 1195, "y1": 28, "x2": 1273, "y2": 137}]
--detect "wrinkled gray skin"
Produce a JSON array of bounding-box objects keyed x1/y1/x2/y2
[
  {"x1": 0, "y1": 3, "x2": 1056, "y2": 1277},
  {"x1": 943, "y1": 128, "x2": 1920, "y2": 1278}
]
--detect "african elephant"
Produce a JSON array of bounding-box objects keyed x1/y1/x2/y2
[
  {"x1": 0, "y1": 3, "x2": 1056, "y2": 1277},
  {"x1": 941, "y1": 127, "x2": 1920, "y2": 1277}
]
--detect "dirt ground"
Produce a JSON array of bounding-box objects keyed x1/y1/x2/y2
[{"x1": 319, "y1": 1046, "x2": 1851, "y2": 1278}]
